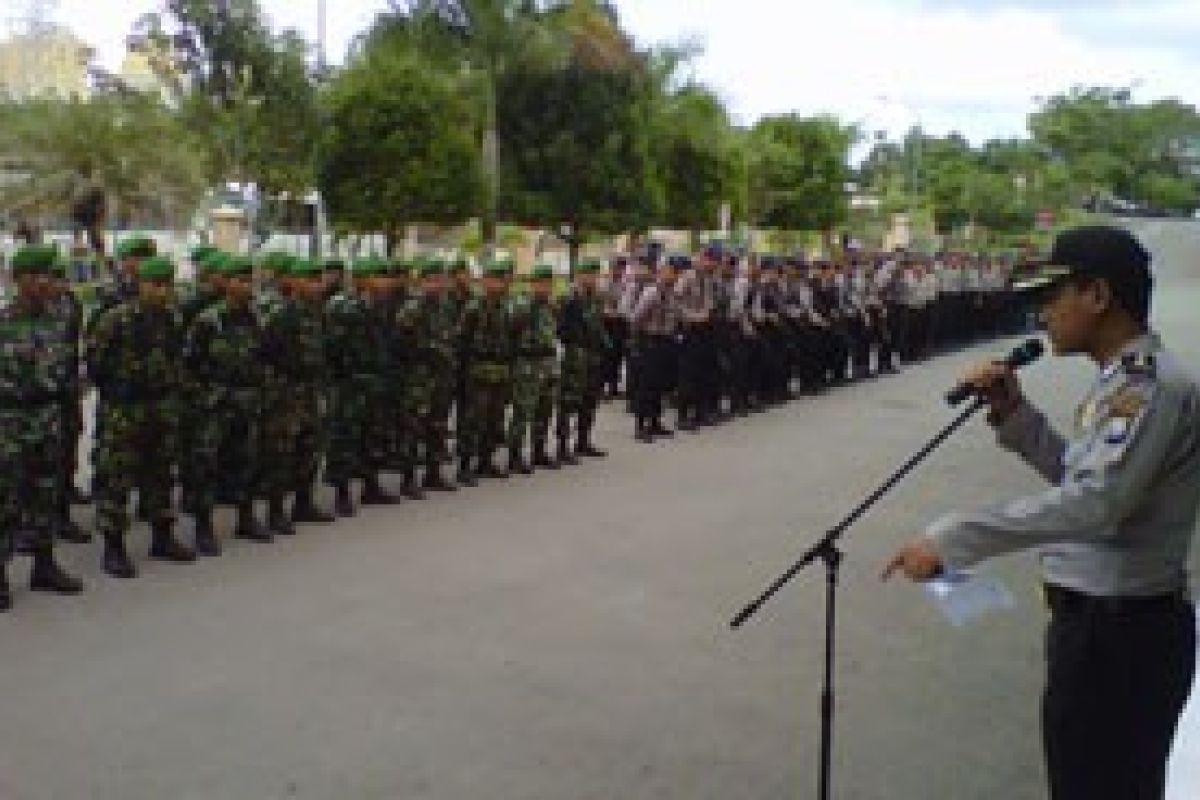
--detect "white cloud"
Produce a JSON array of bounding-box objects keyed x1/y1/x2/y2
[{"x1": 20, "y1": 0, "x2": 1200, "y2": 144}]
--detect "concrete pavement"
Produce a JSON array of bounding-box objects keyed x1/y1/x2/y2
[{"x1": 1, "y1": 219, "x2": 1197, "y2": 799}]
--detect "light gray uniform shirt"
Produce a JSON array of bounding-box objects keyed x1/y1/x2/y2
[{"x1": 928, "y1": 333, "x2": 1200, "y2": 597}]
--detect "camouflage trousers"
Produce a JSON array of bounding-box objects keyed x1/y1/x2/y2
[
  {"x1": 556, "y1": 347, "x2": 605, "y2": 440},
  {"x1": 94, "y1": 401, "x2": 176, "y2": 536},
  {"x1": 259, "y1": 382, "x2": 310, "y2": 498},
  {"x1": 461, "y1": 363, "x2": 510, "y2": 460},
  {"x1": 390, "y1": 367, "x2": 432, "y2": 473},
  {"x1": 508, "y1": 356, "x2": 557, "y2": 454},
  {"x1": 324, "y1": 378, "x2": 370, "y2": 486},
  {"x1": 0, "y1": 407, "x2": 60, "y2": 558},
  {"x1": 425, "y1": 368, "x2": 455, "y2": 468},
  {"x1": 188, "y1": 389, "x2": 260, "y2": 513}
]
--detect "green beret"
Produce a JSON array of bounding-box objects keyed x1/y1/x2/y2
[
  {"x1": 11, "y1": 245, "x2": 58, "y2": 275},
  {"x1": 199, "y1": 251, "x2": 228, "y2": 275},
  {"x1": 351, "y1": 257, "x2": 383, "y2": 277},
  {"x1": 322, "y1": 258, "x2": 346, "y2": 272},
  {"x1": 290, "y1": 257, "x2": 322, "y2": 277},
  {"x1": 576, "y1": 258, "x2": 602, "y2": 274},
  {"x1": 139, "y1": 255, "x2": 175, "y2": 282},
  {"x1": 419, "y1": 258, "x2": 445, "y2": 278},
  {"x1": 483, "y1": 259, "x2": 510, "y2": 278},
  {"x1": 530, "y1": 264, "x2": 555, "y2": 281},
  {"x1": 50, "y1": 253, "x2": 71, "y2": 279},
  {"x1": 447, "y1": 257, "x2": 470, "y2": 275},
  {"x1": 224, "y1": 255, "x2": 254, "y2": 276},
  {"x1": 258, "y1": 251, "x2": 295, "y2": 274},
  {"x1": 116, "y1": 236, "x2": 156, "y2": 260},
  {"x1": 190, "y1": 245, "x2": 217, "y2": 264}
]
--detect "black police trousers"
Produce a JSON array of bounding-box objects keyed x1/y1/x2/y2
[{"x1": 1042, "y1": 587, "x2": 1195, "y2": 800}]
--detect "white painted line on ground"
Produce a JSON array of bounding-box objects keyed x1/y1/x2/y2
[{"x1": 1166, "y1": 608, "x2": 1200, "y2": 800}]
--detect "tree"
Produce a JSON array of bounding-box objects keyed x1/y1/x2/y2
[
  {"x1": 363, "y1": 0, "x2": 571, "y2": 249},
  {"x1": 319, "y1": 49, "x2": 483, "y2": 244},
  {"x1": 134, "y1": 0, "x2": 321, "y2": 195},
  {"x1": 497, "y1": 47, "x2": 658, "y2": 266},
  {"x1": 0, "y1": 93, "x2": 208, "y2": 246},
  {"x1": 745, "y1": 114, "x2": 856, "y2": 237}
]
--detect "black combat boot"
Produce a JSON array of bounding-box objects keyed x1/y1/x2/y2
[
  {"x1": 267, "y1": 496, "x2": 296, "y2": 536},
  {"x1": 149, "y1": 520, "x2": 196, "y2": 562},
  {"x1": 0, "y1": 561, "x2": 10, "y2": 611},
  {"x1": 292, "y1": 486, "x2": 335, "y2": 524},
  {"x1": 234, "y1": 503, "x2": 273, "y2": 543},
  {"x1": 193, "y1": 511, "x2": 221, "y2": 557},
  {"x1": 102, "y1": 534, "x2": 137, "y2": 579},
  {"x1": 456, "y1": 457, "x2": 478, "y2": 488},
  {"x1": 360, "y1": 475, "x2": 401, "y2": 506},
  {"x1": 576, "y1": 427, "x2": 607, "y2": 458},
  {"x1": 334, "y1": 483, "x2": 356, "y2": 517},
  {"x1": 557, "y1": 436, "x2": 579, "y2": 466},
  {"x1": 422, "y1": 464, "x2": 458, "y2": 492},
  {"x1": 649, "y1": 419, "x2": 674, "y2": 438},
  {"x1": 30, "y1": 544, "x2": 84, "y2": 595},
  {"x1": 476, "y1": 450, "x2": 508, "y2": 480},
  {"x1": 401, "y1": 469, "x2": 426, "y2": 500},
  {"x1": 507, "y1": 448, "x2": 533, "y2": 476},
  {"x1": 635, "y1": 417, "x2": 654, "y2": 443},
  {"x1": 531, "y1": 442, "x2": 559, "y2": 469}
]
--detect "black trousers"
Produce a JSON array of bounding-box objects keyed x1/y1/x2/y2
[{"x1": 1043, "y1": 587, "x2": 1195, "y2": 800}]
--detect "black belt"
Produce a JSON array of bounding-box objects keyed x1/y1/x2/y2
[{"x1": 1044, "y1": 584, "x2": 1190, "y2": 615}]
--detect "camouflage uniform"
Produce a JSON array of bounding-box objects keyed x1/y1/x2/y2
[
  {"x1": 556, "y1": 269, "x2": 610, "y2": 459},
  {"x1": 256, "y1": 269, "x2": 302, "y2": 534},
  {"x1": 507, "y1": 287, "x2": 559, "y2": 471},
  {"x1": 184, "y1": 293, "x2": 269, "y2": 542},
  {"x1": 323, "y1": 285, "x2": 373, "y2": 512},
  {"x1": 88, "y1": 256, "x2": 195, "y2": 575},
  {"x1": 458, "y1": 285, "x2": 514, "y2": 481},
  {"x1": 47, "y1": 275, "x2": 90, "y2": 542}
]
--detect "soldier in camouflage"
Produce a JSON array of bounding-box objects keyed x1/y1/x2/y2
[
  {"x1": 556, "y1": 259, "x2": 610, "y2": 462},
  {"x1": 508, "y1": 264, "x2": 560, "y2": 473},
  {"x1": 458, "y1": 259, "x2": 515, "y2": 484},
  {"x1": 0, "y1": 245, "x2": 85, "y2": 611},
  {"x1": 184, "y1": 255, "x2": 271, "y2": 553},
  {"x1": 88, "y1": 255, "x2": 196, "y2": 577},
  {"x1": 278, "y1": 258, "x2": 336, "y2": 524},
  {"x1": 46, "y1": 256, "x2": 91, "y2": 542},
  {"x1": 446, "y1": 257, "x2": 475, "y2": 466},
  {"x1": 256, "y1": 252, "x2": 302, "y2": 536}
]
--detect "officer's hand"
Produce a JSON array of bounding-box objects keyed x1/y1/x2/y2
[
  {"x1": 962, "y1": 362, "x2": 1023, "y2": 422},
  {"x1": 882, "y1": 539, "x2": 944, "y2": 582}
]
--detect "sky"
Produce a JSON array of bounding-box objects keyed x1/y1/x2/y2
[{"x1": 11, "y1": 0, "x2": 1200, "y2": 145}]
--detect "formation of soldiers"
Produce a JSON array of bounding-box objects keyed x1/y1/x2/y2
[{"x1": 0, "y1": 237, "x2": 1023, "y2": 612}]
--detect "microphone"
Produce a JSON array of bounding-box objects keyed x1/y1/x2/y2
[{"x1": 945, "y1": 338, "x2": 1044, "y2": 406}]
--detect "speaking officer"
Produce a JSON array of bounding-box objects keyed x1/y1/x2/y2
[{"x1": 884, "y1": 225, "x2": 1199, "y2": 800}]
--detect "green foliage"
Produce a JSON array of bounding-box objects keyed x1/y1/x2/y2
[
  {"x1": 1029, "y1": 86, "x2": 1200, "y2": 211},
  {"x1": 746, "y1": 114, "x2": 856, "y2": 233},
  {"x1": 319, "y1": 49, "x2": 483, "y2": 233}
]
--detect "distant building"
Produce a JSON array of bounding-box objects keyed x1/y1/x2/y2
[{"x1": 0, "y1": 27, "x2": 91, "y2": 99}]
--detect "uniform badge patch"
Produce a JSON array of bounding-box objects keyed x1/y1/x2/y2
[{"x1": 1107, "y1": 386, "x2": 1148, "y2": 420}]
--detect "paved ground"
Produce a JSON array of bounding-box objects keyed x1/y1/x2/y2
[{"x1": 1, "y1": 220, "x2": 1197, "y2": 800}]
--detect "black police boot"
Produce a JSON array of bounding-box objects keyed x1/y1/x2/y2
[
  {"x1": 635, "y1": 417, "x2": 654, "y2": 443},
  {"x1": 575, "y1": 429, "x2": 607, "y2": 458},
  {"x1": 557, "y1": 437, "x2": 579, "y2": 467},
  {"x1": 360, "y1": 475, "x2": 401, "y2": 506},
  {"x1": 422, "y1": 464, "x2": 458, "y2": 492},
  {"x1": 334, "y1": 483, "x2": 356, "y2": 517},
  {"x1": 507, "y1": 448, "x2": 533, "y2": 476},
  {"x1": 102, "y1": 534, "x2": 137, "y2": 580},
  {"x1": 234, "y1": 504, "x2": 273, "y2": 543},
  {"x1": 532, "y1": 442, "x2": 559, "y2": 469},
  {"x1": 292, "y1": 487, "x2": 335, "y2": 524},
  {"x1": 401, "y1": 469, "x2": 426, "y2": 500},
  {"x1": 149, "y1": 520, "x2": 196, "y2": 563},
  {"x1": 267, "y1": 496, "x2": 296, "y2": 536},
  {"x1": 193, "y1": 511, "x2": 221, "y2": 558},
  {"x1": 456, "y1": 457, "x2": 478, "y2": 488},
  {"x1": 30, "y1": 545, "x2": 84, "y2": 595},
  {"x1": 70, "y1": 485, "x2": 92, "y2": 505},
  {"x1": 0, "y1": 561, "x2": 11, "y2": 611}
]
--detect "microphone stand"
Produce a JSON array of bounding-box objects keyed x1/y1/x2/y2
[{"x1": 731, "y1": 396, "x2": 986, "y2": 800}]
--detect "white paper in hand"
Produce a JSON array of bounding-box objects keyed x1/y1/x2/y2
[{"x1": 922, "y1": 570, "x2": 1016, "y2": 627}]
